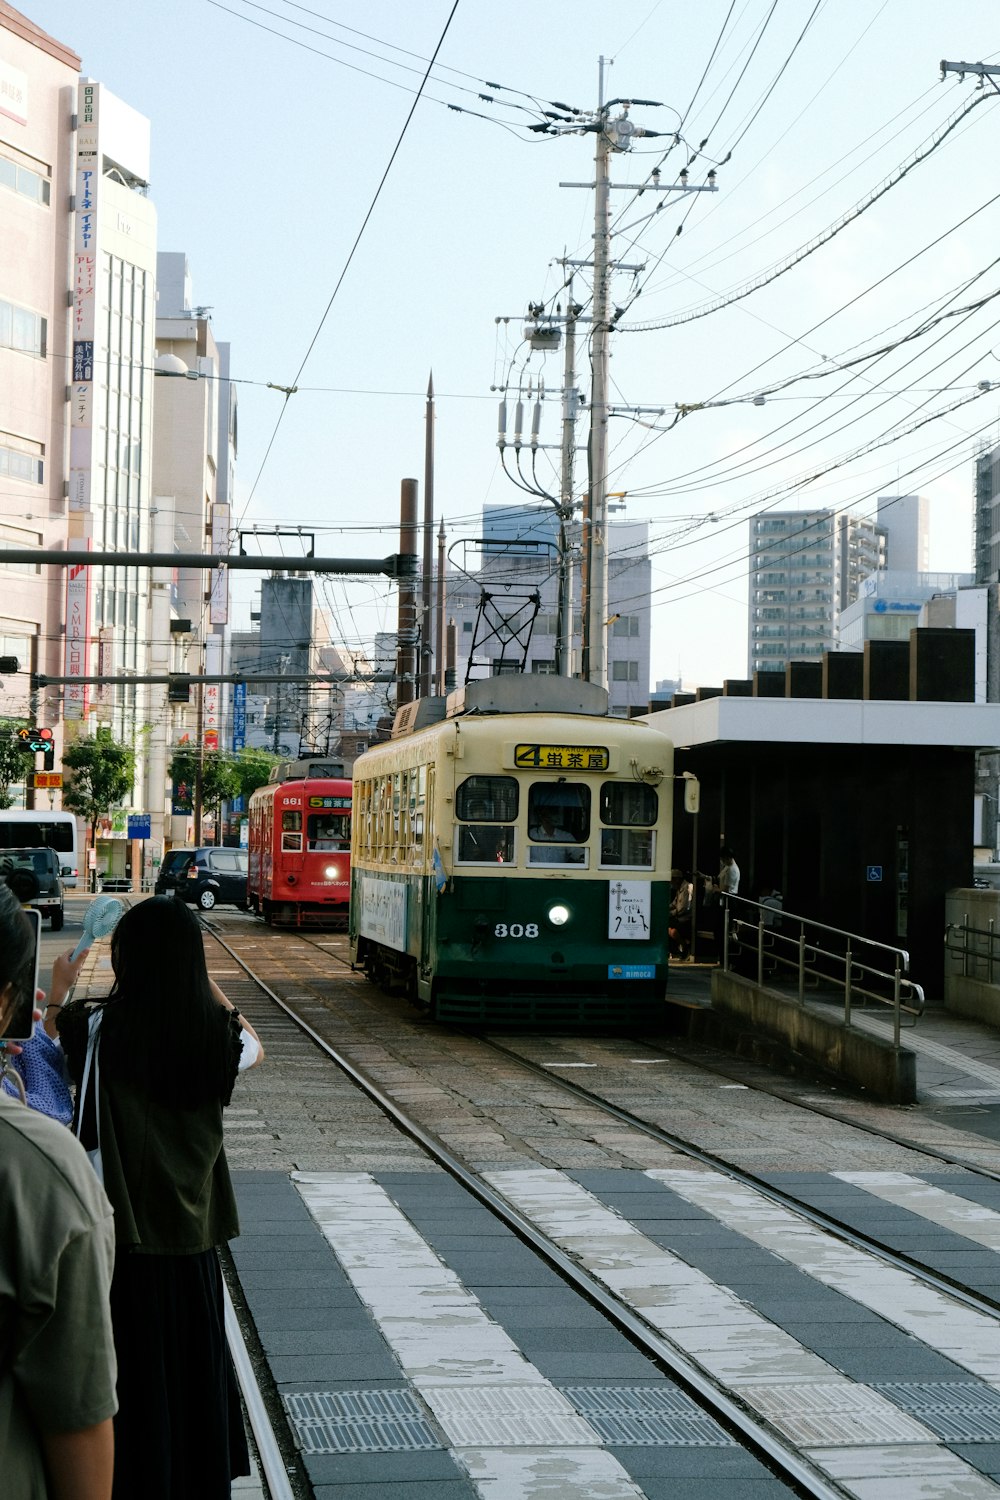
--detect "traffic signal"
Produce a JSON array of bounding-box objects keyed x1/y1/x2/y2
[{"x1": 16, "y1": 726, "x2": 54, "y2": 754}]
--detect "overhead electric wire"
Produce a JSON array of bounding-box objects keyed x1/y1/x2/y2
[{"x1": 620, "y1": 90, "x2": 995, "y2": 335}]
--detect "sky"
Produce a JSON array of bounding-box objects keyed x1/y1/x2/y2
[{"x1": 27, "y1": 0, "x2": 1000, "y2": 691}]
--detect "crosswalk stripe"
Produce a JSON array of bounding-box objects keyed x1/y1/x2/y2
[
  {"x1": 484, "y1": 1167, "x2": 999, "y2": 1497},
  {"x1": 293, "y1": 1172, "x2": 647, "y2": 1498},
  {"x1": 835, "y1": 1170, "x2": 1000, "y2": 1249}
]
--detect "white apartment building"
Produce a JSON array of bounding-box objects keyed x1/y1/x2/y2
[
  {"x1": 0, "y1": 5, "x2": 79, "y2": 790},
  {"x1": 150, "y1": 251, "x2": 237, "y2": 848},
  {"x1": 65, "y1": 78, "x2": 157, "y2": 811},
  {"x1": 749, "y1": 501, "x2": 930, "y2": 676}
]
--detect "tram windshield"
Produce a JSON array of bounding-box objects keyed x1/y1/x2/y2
[
  {"x1": 527, "y1": 784, "x2": 588, "y2": 865},
  {"x1": 455, "y1": 776, "x2": 516, "y2": 864},
  {"x1": 599, "y1": 780, "x2": 657, "y2": 868},
  {"x1": 307, "y1": 812, "x2": 351, "y2": 850}
]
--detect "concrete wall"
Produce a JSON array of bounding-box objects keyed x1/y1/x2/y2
[
  {"x1": 695, "y1": 969, "x2": 917, "y2": 1104},
  {"x1": 944, "y1": 886, "x2": 1000, "y2": 1023}
]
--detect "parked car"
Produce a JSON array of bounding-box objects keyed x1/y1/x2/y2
[
  {"x1": 154, "y1": 847, "x2": 197, "y2": 898},
  {"x1": 177, "y1": 847, "x2": 249, "y2": 911},
  {"x1": 1, "y1": 847, "x2": 65, "y2": 929}
]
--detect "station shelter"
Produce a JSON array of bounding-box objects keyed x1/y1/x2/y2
[{"x1": 643, "y1": 630, "x2": 1000, "y2": 998}]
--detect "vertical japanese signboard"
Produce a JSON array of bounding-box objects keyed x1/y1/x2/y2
[
  {"x1": 64, "y1": 557, "x2": 91, "y2": 720},
  {"x1": 209, "y1": 503, "x2": 230, "y2": 625},
  {"x1": 70, "y1": 80, "x2": 98, "y2": 516}
]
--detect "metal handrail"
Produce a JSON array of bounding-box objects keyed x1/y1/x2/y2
[
  {"x1": 722, "y1": 893, "x2": 924, "y2": 1048},
  {"x1": 944, "y1": 915, "x2": 1000, "y2": 985}
]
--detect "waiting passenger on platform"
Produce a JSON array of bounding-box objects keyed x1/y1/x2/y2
[
  {"x1": 0, "y1": 884, "x2": 118, "y2": 1500},
  {"x1": 669, "y1": 869, "x2": 693, "y2": 959},
  {"x1": 58, "y1": 897, "x2": 264, "y2": 1500}
]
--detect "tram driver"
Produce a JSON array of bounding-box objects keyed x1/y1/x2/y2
[
  {"x1": 309, "y1": 814, "x2": 348, "y2": 851},
  {"x1": 528, "y1": 802, "x2": 584, "y2": 864}
]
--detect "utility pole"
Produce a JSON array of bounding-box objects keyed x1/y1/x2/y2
[
  {"x1": 585, "y1": 56, "x2": 613, "y2": 689},
  {"x1": 557, "y1": 273, "x2": 579, "y2": 677},
  {"x1": 396, "y1": 478, "x2": 419, "y2": 708},
  {"x1": 421, "y1": 372, "x2": 435, "y2": 698}
]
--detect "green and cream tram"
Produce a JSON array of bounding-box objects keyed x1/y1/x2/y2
[{"x1": 349, "y1": 678, "x2": 674, "y2": 1026}]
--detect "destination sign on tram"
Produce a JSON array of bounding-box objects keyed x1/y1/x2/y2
[
  {"x1": 308, "y1": 795, "x2": 352, "y2": 809},
  {"x1": 513, "y1": 743, "x2": 610, "y2": 771}
]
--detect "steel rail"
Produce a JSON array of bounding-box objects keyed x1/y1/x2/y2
[
  {"x1": 203, "y1": 921, "x2": 850, "y2": 1500},
  {"x1": 222, "y1": 1280, "x2": 296, "y2": 1500}
]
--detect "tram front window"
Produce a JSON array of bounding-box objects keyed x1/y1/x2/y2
[
  {"x1": 527, "y1": 784, "x2": 589, "y2": 866},
  {"x1": 308, "y1": 813, "x2": 351, "y2": 851},
  {"x1": 456, "y1": 775, "x2": 517, "y2": 864},
  {"x1": 599, "y1": 781, "x2": 657, "y2": 868}
]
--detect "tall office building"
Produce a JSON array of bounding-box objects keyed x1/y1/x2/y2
[
  {"x1": 0, "y1": 5, "x2": 79, "y2": 789},
  {"x1": 748, "y1": 509, "x2": 889, "y2": 674}
]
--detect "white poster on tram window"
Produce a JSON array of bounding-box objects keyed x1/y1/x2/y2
[
  {"x1": 360, "y1": 876, "x2": 407, "y2": 953},
  {"x1": 608, "y1": 879, "x2": 651, "y2": 940}
]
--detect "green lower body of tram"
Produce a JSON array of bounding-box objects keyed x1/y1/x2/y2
[{"x1": 351, "y1": 869, "x2": 671, "y2": 1027}]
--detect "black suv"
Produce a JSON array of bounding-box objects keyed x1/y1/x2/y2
[
  {"x1": 154, "y1": 847, "x2": 197, "y2": 898},
  {"x1": 1, "y1": 847, "x2": 65, "y2": 929},
  {"x1": 177, "y1": 847, "x2": 249, "y2": 911}
]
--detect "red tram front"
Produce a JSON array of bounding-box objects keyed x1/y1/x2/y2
[{"x1": 247, "y1": 776, "x2": 352, "y2": 926}]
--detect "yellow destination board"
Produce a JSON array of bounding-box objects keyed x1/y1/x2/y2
[{"x1": 513, "y1": 743, "x2": 609, "y2": 771}]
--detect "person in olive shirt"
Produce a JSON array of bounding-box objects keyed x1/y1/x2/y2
[
  {"x1": 59, "y1": 896, "x2": 263, "y2": 1500},
  {"x1": 0, "y1": 883, "x2": 117, "y2": 1500}
]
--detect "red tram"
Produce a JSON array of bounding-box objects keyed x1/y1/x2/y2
[{"x1": 247, "y1": 763, "x2": 352, "y2": 927}]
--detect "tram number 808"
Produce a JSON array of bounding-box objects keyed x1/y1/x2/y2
[{"x1": 494, "y1": 923, "x2": 539, "y2": 939}]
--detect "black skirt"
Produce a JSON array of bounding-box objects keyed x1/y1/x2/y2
[{"x1": 110, "y1": 1246, "x2": 250, "y2": 1500}]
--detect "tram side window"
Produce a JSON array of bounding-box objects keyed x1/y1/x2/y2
[
  {"x1": 455, "y1": 775, "x2": 517, "y2": 864},
  {"x1": 599, "y1": 781, "x2": 657, "y2": 868},
  {"x1": 281, "y1": 809, "x2": 302, "y2": 852},
  {"x1": 527, "y1": 784, "x2": 589, "y2": 865}
]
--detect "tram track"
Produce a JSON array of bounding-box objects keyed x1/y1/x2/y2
[{"x1": 204, "y1": 915, "x2": 1000, "y2": 1498}]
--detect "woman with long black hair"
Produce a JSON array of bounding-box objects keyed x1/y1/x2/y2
[{"x1": 59, "y1": 896, "x2": 263, "y2": 1499}]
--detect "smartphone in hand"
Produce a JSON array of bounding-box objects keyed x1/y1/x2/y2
[{"x1": 5, "y1": 906, "x2": 41, "y2": 1042}]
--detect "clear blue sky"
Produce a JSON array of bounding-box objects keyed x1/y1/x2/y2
[{"x1": 29, "y1": 0, "x2": 1000, "y2": 686}]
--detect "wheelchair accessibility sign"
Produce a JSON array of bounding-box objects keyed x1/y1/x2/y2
[{"x1": 867, "y1": 865, "x2": 883, "y2": 882}]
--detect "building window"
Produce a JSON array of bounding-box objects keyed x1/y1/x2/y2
[
  {"x1": 0, "y1": 300, "x2": 47, "y2": 358},
  {"x1": 462, "y1": 620, "x2": 473, "y2": 633},
  {"x1": 612, "y1": 659, "x2": 639, "y2": 682},
  {"x1": 0, "y1": 152, "x2": 50, "y2": 206},
  {"x1": 612, "y1": 615, "x2": 640, "y2": 638},
  {"x1": 0, "y1": 435, "x2": 43, "y2": 486},
  {"x1": 531, "y1": 659, "x2": 556, "y2": 674}
]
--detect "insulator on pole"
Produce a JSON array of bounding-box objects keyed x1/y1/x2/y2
[
  {"x1": 513, "y1": 400, "x2": 524, "y2": 446},
  {"x1": 531, "y1": 401, "x2": 542, "y2": 449},
  {"x1": 497, "y1": 399, "x2": 507, "y2": 446}
]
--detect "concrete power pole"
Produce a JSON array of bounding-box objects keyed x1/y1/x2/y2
[
  {"x1": 421, "y1": 373, "x2": 435, "y2": 698},
  {"x1": 396, "y1": 478, "x2": 419, "y2": 708},
  {"x1": 557, "y1": 274, "x2": 579, "y2": 677},
  {"x1": 585, "y1": 69, "x2": 613, "y2": 690}
]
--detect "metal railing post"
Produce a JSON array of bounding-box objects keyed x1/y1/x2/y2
[
  {"x1": 757, "y1": 919, "x2": 764, "y2": 987},
  {"x1": 893, "y1": 959, "x2": 902, "y2": 1049},
  {"x1": 990, "y1": 917, "x2": 996, "y2": 985},
  {"x1": 964, "y1": 911, "x2": 970, "y2": 978},
  {"x1": 844, "y1": 940, "x2": 852, "y2": 1028},
  {"x1": 798, "y1": 923, "x2": 806, "y2": 1005},
  {"x1": 722, "y1": 896, "x2": 730, "y2": 970}
]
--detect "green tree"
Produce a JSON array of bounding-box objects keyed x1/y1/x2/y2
[
  {"x1": 167, "y1": 748, "x2": 245, "y2": 844},
  {"x1": 0, "y1": 720, "x2": 30, "y2": 810},
  {"x1": 233, "y1": 746, "x2": 281, "y2": 803},
  {"x1": 62, "y1": 731, "x2": 135, "y2": 884}
]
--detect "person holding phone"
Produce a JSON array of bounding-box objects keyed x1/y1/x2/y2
[
  {"x1": 0, "y1": 883, "x2": 118, "y2": 1500},
  {"x1": 1, "y1": 868, "x2": 86, "y2": 1122},
  {"x1": 58, "y1": 896, "x2": 263, "y2": 1499}
]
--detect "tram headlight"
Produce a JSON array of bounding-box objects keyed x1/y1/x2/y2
[
  {"x1": 324, "y1": 864, "x2": 340, "y2": 880},
  {"x1": 548, "y1": 903, "x2": 571, "y2": 927}
]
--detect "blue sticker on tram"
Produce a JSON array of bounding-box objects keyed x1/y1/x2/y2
[{"x1": 608, "y1": 964, "x2": 656, "y2": 980}]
